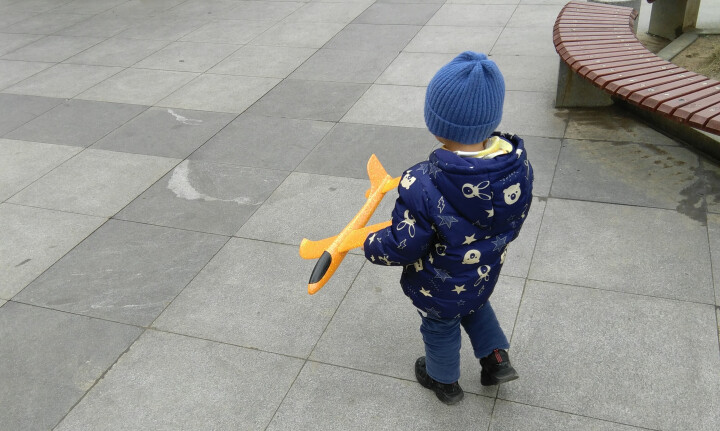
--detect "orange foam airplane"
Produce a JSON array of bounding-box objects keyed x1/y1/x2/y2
[{"x1": 299, "y1": 155, "x2": 400, "y2": 295}]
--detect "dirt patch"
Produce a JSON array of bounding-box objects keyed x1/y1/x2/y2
[{"x1": 670, "y1": 34, "x2": 720, "y2": 80}]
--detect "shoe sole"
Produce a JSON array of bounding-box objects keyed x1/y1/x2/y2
[
  {"x1": 480, "y1": 370, "x2": 519, "y2": 386},
  {"x1": 415, "y1": 358, "x2": 464, "y2": 405}
]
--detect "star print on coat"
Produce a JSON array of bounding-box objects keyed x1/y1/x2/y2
[
  {"x1": 437, "y1": 215, "x2": 458, "y2": 229},
  {"x1": 463, "y1": 234, "x2": 477, "y2": 244},
  {"x1": 428, "y1": 163, "x2": 441, "y2": 178},
  {"x1": 425, "y1": 307, "x2": 442, "y2": 319},
  {"x1": 491, "y1": 235, "x2": 507, "y2": 252},
  {"x1": 457, "y1": 300, "x2": 465, "y2": 307},
  {"x1": 437, "y1": 196, "x2": 445, "y2": 213},
  {"x1": 486, "y1": 208, "x2": 494, "y2": 218},
  {"x1": 420, "y1": 287, "x2": 432, "y2": 297},
  {"x1": 397, "y1": 210, "x2": 416, "y2": 237},
  {"x1": 434, "y1": 268, "x2": 451, "y2": 282},
  {"x1": 379, "y1": 255, "x2": 399, "y2": 266},
  {"x1": 452, "y1": 285, "x2": 466, "y2": 294}
]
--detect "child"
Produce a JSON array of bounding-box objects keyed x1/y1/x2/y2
[{"x1": 363, "y1": 51, "x2": 533, "y2": 404}]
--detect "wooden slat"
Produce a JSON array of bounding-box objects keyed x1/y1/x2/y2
[
  {"x1": 640, "y1": 80, "x2": 719, "y2": 109},
  {"x1": 594, "y1": 65, "x2": 681, "y2": 89},
  {"x1": 706, "y1": 114, "x2": 720, "y2": 133},
  {"x1": 585, "y1": 60, "x2": 671, "y2": 80},
  {"x1": 688, "y1": 102, "x2": 720, "y2": 129},
  {"x1": 607, "y1": 69, "x2": 692, "y2": 95},
  {"x1": 618, "y1": 72, "x2": 700, "y2": 99},
  {"x1": 675, "y1": 93, "x2": 720, "y2": 121},
  {"x1": 656, "y1": 85, "x2": 720, "y2": 115},
  {"x1": 578, "y1": 57, "x2": 665, "y2": 77}
]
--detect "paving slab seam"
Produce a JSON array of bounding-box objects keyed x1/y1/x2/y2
[
  {"x1": 524, "y1": 275, "x2": 717, "y2": 308},
  {"x1": 542, "y1": 195, "x2": 709, "y2": 224},
  {"x1": 491, "y1": 398, "x2": 661, "y2": 431},
  {"x1": 487, "y1": 1, "x2": 521, "y2": 55},
  {"x1": 50, "y1": 326, "x2": 146, "y2": 431},
  {"x1": 145, "y1": 234, "x2": 232, "y2": 328}
]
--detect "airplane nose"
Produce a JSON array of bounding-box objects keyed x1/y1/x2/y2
[{"x1": 309, "y1": 251, "x2": 333, "y2": 285}]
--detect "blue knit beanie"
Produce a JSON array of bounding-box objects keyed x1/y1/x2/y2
[{"x1": 424, "y1": 51, "x2": 505, "y2": 145}]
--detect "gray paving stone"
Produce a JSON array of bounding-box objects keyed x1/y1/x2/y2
[
  {"x1": 191, "y1": 113, "x2": 333, "y2": 171},
  {"x1": 4, "y1": 63, "x2": 123, "y2": 98},
  {"x1": 208, "y1": 44, "x2": 316, "y2": 78},
  {"x1": 93, "y1": 106, "x2": 235, "y2": 159},
  {"x1": 236, "y1": 172, "x2": 397, "y2": 247},
  {"x1": 498, "y1": 91, "x2": 568, "y2": 138},
  {"x1": 490, "y1": 54, "x2": 559, "y2": 93},
  {"x1": 490, "y1": 26, "x2": 557, "y2": 57},
  {"x1": 133, "y1": 41, "x2": 238, "y2": 72},
  {"x1": 116, "y1": 15, "x2": 208, "y2": 40},
  {"x1": 0, "y1": 11, "x2": 32, "y2": 28},
  {"x1": 296, "y1": 122, "x2": 436, "y2": 179},
  {"x1": 64, "y1": 37, "x2": 168, "y2": 67},
  {"x1": 353, "y1": 3, "x2": 442, "y2": 25},
  {"x1": 324, "y1": 23, "x2": 420, "y2": 52},
  {"x1": 530, "y1": 199, "x2": 714, "y2": 304},
  {"x1": 310, "y1": 263, "x2": 524, "y2": 395},
  {"x1": 489, "y1": 400, "x2": 648, "y2": 431},
  {"x1": 223, "y1": 0, "x2": 304, "y2": 21},
  {"x1": 506, "y1": 3, "x2": 565, "y2": 27},
  {"x1": 501, "y1": 197, "x2": 545, "y2": 279},
  {"x1": 267, "y1": 362, "x2": 494, "y2": 430},
  {"x1": 702, "y1": 159, "x2": 720, "y2": 214},
  {"x1": 52, "y1": 0, "x2": 128, "y2": 15},
  {"x1": 54, "y1": 12, "x2": 134, "y2": 37},
  {"x1": 16, "y1": 220, "x2": 227, "y2": 326},
  {"x1": 158, "y1": 74, "x2": 280, "y2": 113},
  {"x1": 706, "y1": 213, "x2": 720, "y2": 306},
  {"x1": 2, "y1": 12, "x2": 90, "y2": 35},
  {"x1": 404, "y1": 25, "x2": 502, "y2": 53},
  {"x1": 180, "y1": 19, "x2": 273, "y2": 44},
  {"x1": 341, "y1": 84, "x2": 426, "y2": 128},
  {"x1": 0, "y1": 203, "x2": 105, "y2": 299},
  {"x1": 283, "y1": 2, "x2": 371, "y2": 23},
  {"x1": 522, "y1": 136, "x2": 560, "y2": 197},
  {"x1": 0, "y1": 139, "x2": 81, "y2": 202},
  {"x1": 248, "y1": 79, "x2": 369, "y2": 122},
  {"x1": 376, "y1": 52, "x2": 455, "y2": 86},
  {"x1": 0, "y1": 59, "x2": 53, "y2": 90},
  {"x1": 0, "y1": 302, "x2": 141, "y2": 431},
  {"x1": 0, "y1": 299, "x2": 5, "y2": 307},
  {"x1": 153, "y1": 238, "x2": 364, "y2": 357},
  {"x1": 565, "y1": 108, "x2": 680, "y2": 146},
  {"x1": 106, "y1": 0, "x2": 185, "y2": 18},
  {"x1": 0, "y1": 32, "x2": 43, "y2": 56},
  {"x1": 9, "y1": 149, "x2": 179, "y2": 217},
  {"x1": 0, "y1": 93, "x2": 62, "y2": 136},
  {"x1": 290, "y1": 48, "x2": 398, "y2": 84},
  {"x1": 116, "y1": 160, "x2": 288, "y2": 236},
  {"x1": 5, "y1": 99, "x2": 147, "y2": 147},
  {"x1": 504, "y1": 280, "x2": 720, "y2": 430},
  {"x1": 377, "y1": 0, "x2": 445, "y2": 4},
  {"x1": 77, "y1": 68, "x2": 198, "y2": 105},
  {"x1": 427, "y1": 4, "x2": 516, "y2": 26},
  {"x1": 0, "y1": 0, "x2": 67, "y2": 13},
  {"x1": 551, "y1": 139, "x2": 702, "y2": 210},
  {"x1": 166, "y1": 0, "x2": 241, "y2": 18},
  {"x1": 249, "y1": 21, "x2": 346, "y2": 48},
  {"x1": 1, "y1": 35, "x2": 103, "y2": 62},
  {"x1": 55, "y1": 330, "x2": 304, "y2": 431}
]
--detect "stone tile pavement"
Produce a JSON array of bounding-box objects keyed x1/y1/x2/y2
[{"x1": 1, "y1": 0, "x2": 719, "y2": 430}]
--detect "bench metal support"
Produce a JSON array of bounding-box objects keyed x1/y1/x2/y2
[{"x1": 555, "y1": 62, "x2": 613, "y2": 108}]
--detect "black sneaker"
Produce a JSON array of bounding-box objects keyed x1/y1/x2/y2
[
  {"x1": 480, "y1": 349, "x2": 519, "y2": 386},
  {"x1": 414, "y1": 357, "x2": 464, "y2": 405}
]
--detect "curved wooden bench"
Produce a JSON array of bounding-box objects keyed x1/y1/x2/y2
[{"x1": 554, "y1": 1, "x2": 720, "y2": 135}]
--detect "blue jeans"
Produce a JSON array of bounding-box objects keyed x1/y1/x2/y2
[{"x1": 419, "y1": 302, "x2": 509, "y2": 384}]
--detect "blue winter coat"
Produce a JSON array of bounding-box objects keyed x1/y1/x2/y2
[{"x1": 364, "y1": 133, "x2": 533, "y2": 319}]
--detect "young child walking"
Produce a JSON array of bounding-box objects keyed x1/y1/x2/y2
[{"x1": 363, "y1": 51, "x2": 533, "y2": 404}]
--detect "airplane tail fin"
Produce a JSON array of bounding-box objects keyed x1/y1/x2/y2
[{"x1": 367, "y1": 154, "x2": 389, "y2": 194}]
